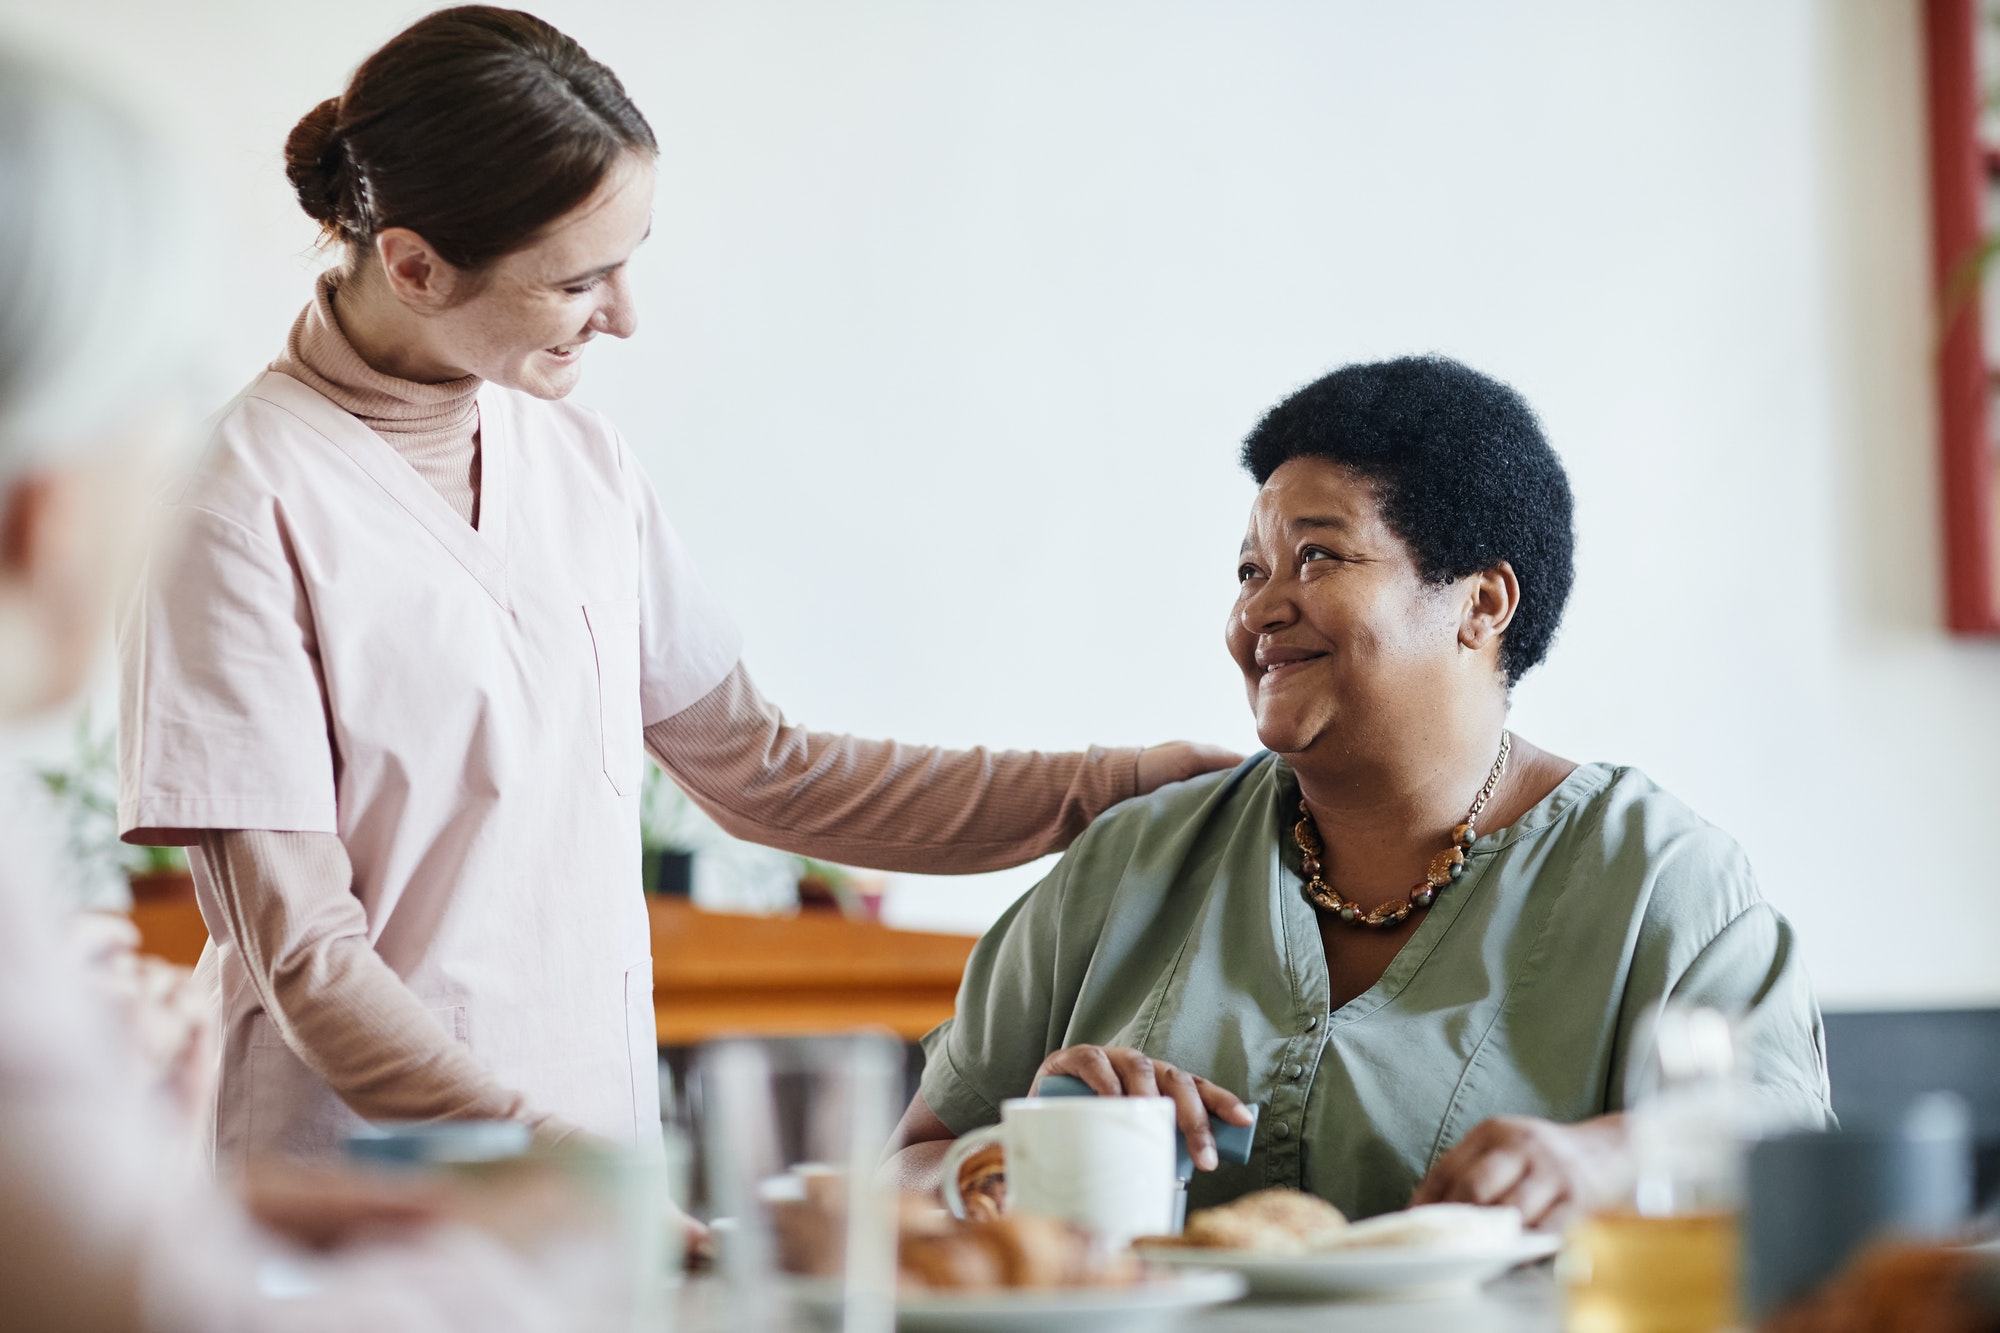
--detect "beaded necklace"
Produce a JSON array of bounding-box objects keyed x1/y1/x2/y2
[{"x1": 1294, "y1": 731, "x2": 1511, "y2": 929}]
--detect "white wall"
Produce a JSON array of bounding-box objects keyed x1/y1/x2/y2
[{"x1": 3, "y1": 0, "x2": 1993, "y2": 1008}]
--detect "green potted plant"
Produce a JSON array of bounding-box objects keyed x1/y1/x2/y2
[
  {"x1": 637, "y1": 766, "x2": 883, "y2": 916},
  {"x1": 639, "y1": 766, "x2": 701, "y2": 898},
  {"x1": 36, "y1": 708, "x2": 190, "y2": 905},
  {"x1": 796, "y1": 856, "x2": 883, "y2": 920}
]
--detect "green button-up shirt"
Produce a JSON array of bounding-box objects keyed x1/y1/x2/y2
[{"x1": 919, "y1": 754, "x2": 1832, "y2": 1220}]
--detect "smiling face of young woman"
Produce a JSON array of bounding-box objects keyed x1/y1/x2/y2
[
  {"x1": 335, "y1": 149, "x2": 654, "y2": 400},
  {"x1": 1226, "y1": 456, "x2": 1488, "y2": 761},
  {"x1": 385, "y1": 150, "x2": 654, "y2": 399}
]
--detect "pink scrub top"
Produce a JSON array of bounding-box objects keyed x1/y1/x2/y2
[{"x1": 117, "y1": 371, "x2": 741, "y2": 1165}]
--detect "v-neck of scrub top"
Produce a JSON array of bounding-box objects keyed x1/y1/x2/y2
[
  {"x1": 252, "y1": 372, "x2": 512, "y2": 610},
  {"x1": 1272, "y1": 758, "x2": 1610, "y2": 1027}
]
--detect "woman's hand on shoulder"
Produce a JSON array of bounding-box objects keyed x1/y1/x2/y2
[
  {"x1": 1032, "y1": 1045, "x2": 1253, "y2": 1172},
  {"x1": 1410, "y1": 1113, "x2": 1629, "y2": 1231},
  {"x1": 1135, "y1": 743, "x2": 1243, "y2": 796}
]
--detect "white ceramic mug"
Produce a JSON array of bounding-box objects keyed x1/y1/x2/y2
[{"x1": 938, "y1": 1095, "x2": 1177, "y2": 1244}]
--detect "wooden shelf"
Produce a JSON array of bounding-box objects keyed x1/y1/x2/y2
[
  {"x1": 649, "y1": 897, "x2": 973, "y2": 1043},
  {"x1": 125, "y1": 890, "x2": 975, "y2": 1045},
  {"x1": 126, "y1": 893, "x2": 209, "y2": 969}
]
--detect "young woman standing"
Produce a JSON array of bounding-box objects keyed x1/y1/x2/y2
[{"x1": 119, "y1": 6, "x2": 1233, "y2": 1168}]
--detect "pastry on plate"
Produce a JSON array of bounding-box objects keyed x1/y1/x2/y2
[
  {"x1": 900, "y1": 1213, "x2": 1141, "y2": 1293},
  {"x1": 1331, "y1": 1203, "x2": 1522, "y2": 1251},
  {"x1": 953, "y1": 1139, "x2": 1007, "y2": 1222},
  {"x1": 1138, "y1": 1187, "x2": 1349, "y2": 1254},
  {"x1": 1138, "y1": 1190, "x2": 1523, "y2": 1256}
]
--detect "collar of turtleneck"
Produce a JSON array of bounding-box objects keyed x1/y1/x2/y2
[{"x1": 271, "y1": 271, "x2": 482, "y2": 526}]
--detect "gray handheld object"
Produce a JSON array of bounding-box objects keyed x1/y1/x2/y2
[{"x1": 1034, "y1": 1073, "x2": 1260, "y2": 1181}]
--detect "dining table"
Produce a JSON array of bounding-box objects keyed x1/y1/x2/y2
[{"x1": 667, "y1": 1266, "x2": 1565, "y2": 1331}]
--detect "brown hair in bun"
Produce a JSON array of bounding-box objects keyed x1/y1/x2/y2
[
  {"x1": 281, "y1": 6, "x2": 655, "y2": 269},
  {"x1": 282, "y1": 96, "x2": 360, "y2": 234}
]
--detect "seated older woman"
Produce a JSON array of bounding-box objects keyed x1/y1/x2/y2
[{"x1": 888, "y1": 355, "x2": 1832, "y2": 1228}]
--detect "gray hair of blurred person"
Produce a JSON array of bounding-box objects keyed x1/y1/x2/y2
[{"x1": 0, "y1": 52, "x2": 191, "y2": 477}]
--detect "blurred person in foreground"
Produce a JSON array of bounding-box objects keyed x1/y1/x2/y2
[
  {"x1": 889, "y1": 356, "x2": 1834, "y2": 1229},
  {"x1": 0, "y1": 51, "x2": 631, "y2": 1333}
]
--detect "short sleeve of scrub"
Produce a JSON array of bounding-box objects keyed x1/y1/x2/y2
[
  {"x1": 919, "y1": 870, "x2": 1075, "y2": 1132},
  {"x1": 1603, "y1": 821, "x2": 1832, "y2": 1125},
  {"x1": 917, "y1": 789, "x2": 1183, "y2": 1134},
  {"x1": 616, "y1": 432, "x2": 742, "y2": 726},
  {"x1": 118, "y1": 502, "x2": 338, "y2": 844},
  {"x1": 1630, "y1": 900, "x2": 1831, "y2": 1123}
]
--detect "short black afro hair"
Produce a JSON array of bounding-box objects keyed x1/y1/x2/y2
[{"x1": 1240, "y1": 355, "x2": 1575, "y2": 684}]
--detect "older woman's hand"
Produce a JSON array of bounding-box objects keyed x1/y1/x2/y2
[
  {"x1": 1135, "y1": 743, "x2": 1243, "y2": 796},
  {"x1": 1410, "y1": 1113, "x2": 1629, "y2": 1230},
  {"x1": 1032, "y1": 1045, "x2": 1253, "y2": 1172}
]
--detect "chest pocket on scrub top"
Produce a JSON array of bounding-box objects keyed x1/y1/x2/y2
[{"x1": 583, "y1": 599, "x2": 644, "y2": 796}]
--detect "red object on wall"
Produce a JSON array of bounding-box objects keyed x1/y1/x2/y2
[{"x1": 1924, "y1": 0, "x2": 2000, "y2": 633}]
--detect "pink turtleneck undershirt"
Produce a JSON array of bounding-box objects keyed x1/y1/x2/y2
[{"x1": 273, "y1": 272, "x2": 482, "y2": 525}]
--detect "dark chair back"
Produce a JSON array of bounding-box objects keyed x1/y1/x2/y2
[{"x1": 1823, "y1": 1008, "x2": 2000, "y2": 1207}]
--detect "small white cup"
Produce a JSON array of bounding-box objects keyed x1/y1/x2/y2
[{"x1": 939, "y1": 1096, "x2": 1177, "y2": 1245}]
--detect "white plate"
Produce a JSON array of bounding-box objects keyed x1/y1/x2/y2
[
  {"x1": 789, "y1": 1269, "x2": 1246, "y2": 1332},
  {"x1": 1141, "y1": 1233, "x2": 1562, "y2": 1301}
]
